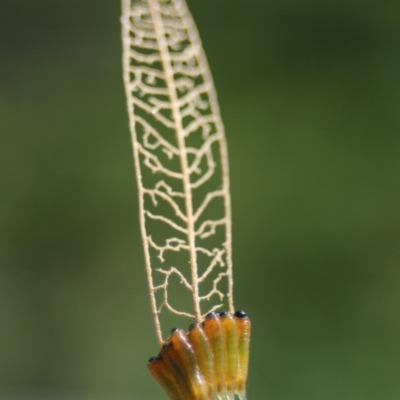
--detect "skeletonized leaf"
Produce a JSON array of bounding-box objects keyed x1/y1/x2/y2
[{"x1": 121, "y1": 0, "x2": 233, "y2": 344}]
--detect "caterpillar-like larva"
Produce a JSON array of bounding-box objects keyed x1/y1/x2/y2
[{"x1": 148, "y1": 311, "x2": 251, "y2": 400}]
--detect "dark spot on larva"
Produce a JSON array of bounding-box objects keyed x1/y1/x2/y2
[
  {"x1": 206, "y1": 312, "x2": 217, "y2": 319},
  {"x1": 234, "y1": 310, "x2": 247, "y2": 318},
  {"x1": 171, "y1": 327, "x2": 179, "y2": 334},
  {"x1": 148, "y1": 356, "x2": 159, "y2": 363},
  {"x1": 161, "y1": 342, "x2": 172, "y2": 351},
  {"x1": 219, "y1": 311, "x2": 228, "y2": 317},
  {"x1": 189, "y1": 322, "x2": 198, "y2": 331}
]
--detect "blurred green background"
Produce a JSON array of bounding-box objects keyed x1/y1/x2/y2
[{"x1": 1, "y1": 0, "x2": 400, "y2": 399}]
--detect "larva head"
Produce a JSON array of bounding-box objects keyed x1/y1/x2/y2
[
  {"x1": 169, "y1": 328, "x2": 191, "y2": 350},
  {"x1": 234, "y1": 310, "x2": 247, "y2": 319},
  {"x1": 189, "y1": 322, "x2": 200, "y2": 332},
  {"x1": 160, "y1": 342, "x2": 172, "y2": 357},
  {"x1": 206, "y1": 311, "x2": 218, "y2": 320},
  {"x1": 203, "y1": 312, "x2": 223, "y2": 340},
  {"x1": 233, "y1": 310, "x2": 251, "y2": 332}
]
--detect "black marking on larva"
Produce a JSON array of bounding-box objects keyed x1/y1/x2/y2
[
  {"x1": 219, "y1": 311, "x2": 228, "y2": 317},
  {"x1": 148, "y1": 356, "x2": 159, "y2": 363},
  {"x1": 171, "y1": 327, "x2": 179, "y2": 334},
  {"x1": 189, "y1": 322, "x2": 198, "y2": 331},
  {"x1": 161, "y1": 342, "x2": 172, "y2": 351},
  {"x1": 206, "y1": 311, "x2": 218, "y2": 319},
  {"x1": 234, "y1": 310, "x2": 247, "y2": 318}
]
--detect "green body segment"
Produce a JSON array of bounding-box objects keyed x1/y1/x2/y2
[
  {"x1": 220, "y1": 313, "x2": 238, "y2": 398},
  {"x1": 234, "y1": 311, "x2": 251, "y2": 400},
  {"x1": 160, "y1": 343, "x2": 196, "y2": 400},
  {"x1": 148, "y1": 357, "x2": 185, "y2": 400},
  {"x1": 170, "y1": 329, "x2": 209, "y2": 400},
  {"x1": 203, "y1": 313, "x2": 227, "y2": 398},
  {"x1": 188, "y1": 323, "x2": 217, "y2": 399}
]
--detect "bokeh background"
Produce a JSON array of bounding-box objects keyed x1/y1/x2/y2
[{"x1": 1, "y1": 0, "x2": 400, "y2": 399}]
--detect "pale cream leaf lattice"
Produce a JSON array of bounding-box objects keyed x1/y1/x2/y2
[{"x1": 121, "y1": 0, "x2": 233, "y2": 344}]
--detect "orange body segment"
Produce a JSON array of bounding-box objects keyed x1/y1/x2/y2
[
  {"x1": 220, "y1": 312, "x2": 238, "y2": 396},
  {"x1": 160, "y1": 342, "x2": 196, "y2": 400},
  {"x1": 188, "y1": 323, "x2": 217, "y2": 399},
  {"x1": 203, "y1": 312, "x2": 226, "y2": 397},
  {"x1": 234, "y1": 311, "x2": 251, "y2": 399},
  {"x1": 170, "y1": 329, "x2": 209, "y2": 400},
  {"x1": 148, "y1": 357, "x2": 185, "y2": 400}
]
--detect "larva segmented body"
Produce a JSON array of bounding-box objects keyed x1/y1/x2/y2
[{"x1": 148, "y1": 311, "x2": 251, "y2": 400}]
